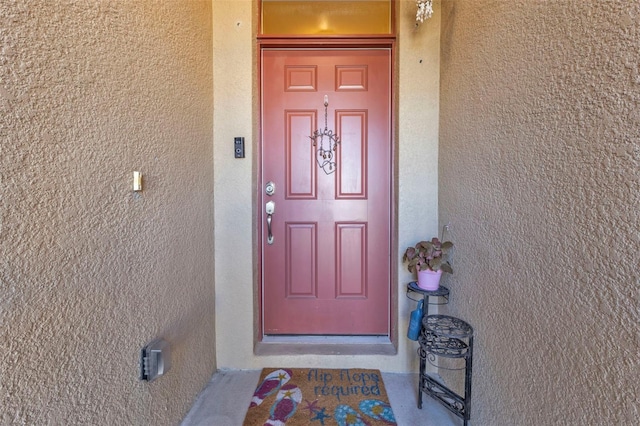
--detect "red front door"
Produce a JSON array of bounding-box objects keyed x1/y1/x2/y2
[{"x1": 261, "y1": 49, "x2": 391, "y2": 335}]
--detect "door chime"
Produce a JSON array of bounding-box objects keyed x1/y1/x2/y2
[{"x1": 310, "y1": 95, "x2": 340, "y2": 175}]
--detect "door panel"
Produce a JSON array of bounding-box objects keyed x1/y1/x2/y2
[
  {"x1": 261, "y1": 49, "x2": 391, "y2": 335},
  {"x1": 336, "y1": 111, "x2": 367, "y2": 198},
  {"x1": 286, "y1": 111, "x2": 317, "y2": 199},
  {"x1": 336, "y1": 222, "x2": 367, "y2": 297},
  {"x1": 285, "y1": 222, "x2": 317, "y2": 297}
]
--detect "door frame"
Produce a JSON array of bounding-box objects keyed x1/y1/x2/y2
[{"x1": 254, "y1": 38, "x2": 398, "y2": 354}]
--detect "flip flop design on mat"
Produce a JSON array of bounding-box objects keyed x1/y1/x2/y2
[
  {"x1": 359, "y1": 399, "x2": 397, "y2": 424},
  {"x1": 265, "y1": 383, "x2": 302, "y2": 425},
  {"x1": 250, "y1": 369, "x2": 293, "y2": 407},
  {"x1": 334, "y1": 404, "x2": 370, "y2": 426}
]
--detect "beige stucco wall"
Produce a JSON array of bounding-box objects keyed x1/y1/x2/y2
[
  {"x1": 1, "y1": 1, "x2": 215, "y2": 424},
  {"x1": 439, "y1": 0, "x2": 639, "y2": 424},
  {"x1": 214, "y1": 0, "x2": 441, "y2": 372}
]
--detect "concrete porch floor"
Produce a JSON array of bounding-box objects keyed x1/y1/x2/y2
[{"x1": 181, "y1": 369, "x2": 460, "y2": 425}]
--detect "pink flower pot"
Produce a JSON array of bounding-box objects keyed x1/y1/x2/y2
[{"x1": 417, "y1": 269, "x2": 442, "y2": 290}]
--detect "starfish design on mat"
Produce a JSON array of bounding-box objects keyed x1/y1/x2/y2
[
  {"x1": 304, "y1": 399, "x2": 321, "y2": 414},
  {"x1": 310, "y1": 407, "x2": 331, "y2": 425}
]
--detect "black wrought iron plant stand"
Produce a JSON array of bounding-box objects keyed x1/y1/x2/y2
[
  {"x1": 418, "y1": 315, "x2": 473, "y2": 426},
  {"x1": 407, "y1": 283, "x2": 474, "y2": 426}
]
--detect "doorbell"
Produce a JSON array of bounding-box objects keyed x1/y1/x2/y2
[{"x1": 234, "y1": 137, "x2": 245, "y2": 158}]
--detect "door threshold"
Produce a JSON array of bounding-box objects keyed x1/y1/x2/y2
[{"x1": 255, "y1": 335, "x2": 397, "y2": 356}]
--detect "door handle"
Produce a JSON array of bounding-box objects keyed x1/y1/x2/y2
[{"x1": 265, "y1": 200, "x2": 275, "y2": 245}]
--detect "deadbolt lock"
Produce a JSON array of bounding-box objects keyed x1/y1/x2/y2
[{"x1": 265, "y1": 181, "x2": 275, "y2": 196}]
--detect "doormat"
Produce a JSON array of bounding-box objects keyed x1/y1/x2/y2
[{"x1": 242, "y1": 368, "x2": 397, "y2": 426}]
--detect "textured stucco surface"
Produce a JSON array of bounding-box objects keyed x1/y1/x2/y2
[
  {"x1": 439, "y1": 1, "x2": 639, "y2": 424},
  {"x1": 1, "y1": 1, "x2": 215, "y2": 424},
  {"x1": 213, "y1": 0, "x2": 442, "y2": 372}
]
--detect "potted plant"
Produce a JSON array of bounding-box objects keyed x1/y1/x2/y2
[{"x1": 403, "y1": 237, "x2": 453, "y2": 290}]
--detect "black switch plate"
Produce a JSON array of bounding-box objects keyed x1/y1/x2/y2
[{"x1": 234, "y1": 137, "x2": 245, "y2": 158}]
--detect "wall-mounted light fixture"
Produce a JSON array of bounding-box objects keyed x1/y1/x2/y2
[
  {"x1": 416, "y1": 0, "x2": 434, "y2": 26},
  {"x1": 140, "y1": 338, "x2": 171, "y2": 382}
]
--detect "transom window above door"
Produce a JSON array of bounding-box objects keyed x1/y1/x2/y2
[{"x1": 260, "y1": 0, "x2": 394, "y2": 36}]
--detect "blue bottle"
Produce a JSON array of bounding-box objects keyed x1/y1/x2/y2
[{"x1": 407, "y1": 299, "x2": 424, "y2": 341}]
